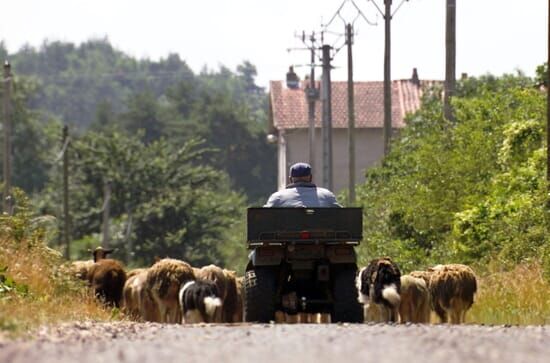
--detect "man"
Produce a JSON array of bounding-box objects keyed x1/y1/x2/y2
[{"x1": 264, "y1": 162, "x2": 341, "y2": 207}]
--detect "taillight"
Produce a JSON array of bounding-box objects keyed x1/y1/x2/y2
[{"x1": 300, "y1": 231, "x2": 311, "y2": 239}]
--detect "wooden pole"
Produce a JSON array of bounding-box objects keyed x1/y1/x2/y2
[
  {"x1": 307, "y1": 33, "x2": 316, "y2": 172},
  {"x1": 2, "y1": 61, "x2": 13, "y2": 214},
  {"x1": 321, "y1": 44, "x2": 334, "y2": 190},
  {"x1": 444, "y1": 0, "x2": 457, "y2": 121},
  {"x1": 347, "y1": 24, "x2": 356, "y2": 205},
  {"x1": 383, "y1": 0, "x2": 392, "y2": 155},
  {"x1": 62, "y1": 125, "x2": 71, "y2": 259}
]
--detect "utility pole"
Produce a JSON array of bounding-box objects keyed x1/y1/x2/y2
[
  {"x1": 444, "y1": 0, "x2": 456, "y2": 122},
  {"x1": 346, "y1": 23, "x2": 356, "y2": 205},
  {"x1": 321, "y1": 44, "x2": 334, "y2": 190},
  {"x1": 305, "y1": 33, "x2": 318, "y2": 171},
  {"x1": 383, "y1": 0, "x2": 392, "y2": 155},
  {"x1": 102, "y1": 180, "x2": 111, "y2": 248},
  {"x1": 62, "y1": 125, "x2": 71, "y2": 259},
  {"x1": 368, "y1": 0, "x2": 411, "y2": 155},
  {"x1": 2, "y1": 61, "x2": 13, "y2": 215}
]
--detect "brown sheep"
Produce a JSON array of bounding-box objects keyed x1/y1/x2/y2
[
  {"x1": 356, "y1": 257, "x2": 401, "y2": 322},
  {"x1": 222, "y1": 269, "x2": 241, "y2": 323},
  {"x1": 233, "y1": 275, "x2": 244, "y2": 323},
  {"x1": 428, "y1": 264, "x2": 477, "y2": 324},
  {"x1": 122, "y1": 268, "x2": 160, "y2": 322},
  {"x1": 122, "y1": 268, "x2": 148, "y2": 320},
  {"x1": 68, "y1": 246, "x2": 114, "y2": 281},
  {"x1": 146, "y1": 258, "x2": 195, "y2": 323},
  {"x1": 88, "y1": 258, "x2": 127, "y2": 307},
  {"x1": 399, "y1": 274, "x2": 431, "y2": 323}
]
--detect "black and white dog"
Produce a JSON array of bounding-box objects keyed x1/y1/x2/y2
[
  {"x1": 356, "y1": 257, "x2": 401, "y2": 322},
  {"x1": 179, "y1": 279, "x2": 223, "y2": 323}
]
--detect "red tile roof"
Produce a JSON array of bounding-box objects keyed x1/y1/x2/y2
[{"x1": 269, "y1": 79, "x2": 439, "y2": 130}]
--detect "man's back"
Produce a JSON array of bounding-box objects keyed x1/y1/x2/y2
[{"x1": 264, "y1": 182, "x2": 341, "y2": 208}]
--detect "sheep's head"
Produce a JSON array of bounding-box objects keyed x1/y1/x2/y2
[{"x1": 91, "y1": 247, "x2": 114, "y2": 262}]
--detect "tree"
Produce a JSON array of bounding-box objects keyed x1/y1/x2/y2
[
  {"x1": 41, "y1": 132, "x2": 247, "y2": 266},
  {"x1": 355, "y1": 70, "x2": 548, "y2": 273}
]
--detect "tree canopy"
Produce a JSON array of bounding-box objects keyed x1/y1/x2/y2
[{"x1": 355, "y1": 71, "x2": 549, "y2": 276}]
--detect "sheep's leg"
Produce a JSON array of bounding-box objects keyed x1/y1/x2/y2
[
  {"x1": 450, "y1": 310, "x2": 461, "y2": 324},
  {"x1": 158, "y1": 304, "x2": 167, "y2": 323},
  {"x1": 460, "y1": 309, "x2": 468, "y2": 324},
  {"x1": 433, "y1": 302, "x2": 447, "y2": 323}
]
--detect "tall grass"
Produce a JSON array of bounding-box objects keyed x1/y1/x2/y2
[
  {"x1": 0, "y1": 234, "x2": 112, "y2": 334},
  {"x1": 468, "y1": 263, "x2": 550, "y2": 325}
]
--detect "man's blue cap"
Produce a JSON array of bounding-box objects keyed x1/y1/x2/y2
[{"x1": 289, "y1": 162, "x2": 312, "y2": 177}]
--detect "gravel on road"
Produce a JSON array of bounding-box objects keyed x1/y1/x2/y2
[{"x1": 1, "y1": 322, "x2": 549, "y2": 363}]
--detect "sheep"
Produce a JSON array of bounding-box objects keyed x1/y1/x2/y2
[
  {"x1": 399, "y1": 274, "x2": 431, "y2": 323},
  {"x1": 146, "y1": 258, "x2": 195, "y2": 323},
  {"x1": 87, "y1": 257, "x2": 127, "y2": 307},
  {"x1": 68, "y1": 246, "x2": 113, "y2": 280},
  {"x1": 122, "y1": 268, "x2": 148, "y2": 320},
  {"x1": 121, "y1": 267, "x2": 161, "y2": 322},
  {"x1": 427, "y1": 264, "x2": 477, "y2": 324},
  {"x1": 69, "y1": 260, "x2": 95, "y2": 280},
  {"x1": 233, "y1": 275, "x2": 244, "y2": 323},
  {"x1": 222, "y1": 269, "x2": 241, "y2": 323},
  {"x1": 356, "y1": 257, "x2": 401, "y2": 322},
  {"x1": 179, "y1": 279, "x2": 223, "y2": 324}
]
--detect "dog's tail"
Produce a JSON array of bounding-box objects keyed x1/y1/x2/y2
[
  {"x1": 204, "y1": 296, "x2": 222, "y2": 318},
  {"x1": 382, "y1": 284, "x2": 401, "y2": 307}
]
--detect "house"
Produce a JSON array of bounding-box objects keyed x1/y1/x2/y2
[{"x1": 268, "y1": 70, "x2": 437, "y2": 193}]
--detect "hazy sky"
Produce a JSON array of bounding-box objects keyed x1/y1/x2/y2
[{"x1": 0, "y1": 0, "x2": 547, "y2": 88}]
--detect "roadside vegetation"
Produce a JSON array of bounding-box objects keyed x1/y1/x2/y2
[
  {"x1": 468, "y1": 263, "x2": 550, "y2": 325},
  {"x1": 0, "y1": 192, "x2": 112, "y2": 334},
  {"x1": 355, "y1": 68, "x2": 548, "y2": 274}
]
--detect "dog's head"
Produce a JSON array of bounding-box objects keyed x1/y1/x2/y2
[{"x1": 364, "y1": 257, "x2": 401, "y2": 295}]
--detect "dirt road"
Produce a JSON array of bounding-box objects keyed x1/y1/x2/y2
[{"x1": 1, "y1": 322, "x2": 549, "y2": 363}]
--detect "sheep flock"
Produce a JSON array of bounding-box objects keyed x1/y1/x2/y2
[
  {"x1": 68, "y1": 247, "x2": 477, "y2": 325},
  {"x1": 357, "y1": 257, "x2": 478, "y2": 324}
]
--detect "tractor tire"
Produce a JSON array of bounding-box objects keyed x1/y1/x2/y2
[
  {"x1": 332, "y1": 264, "x2": 364, "y2": 323},
  {"x1": 244, "y1": 267, "x2": 278, "y2": 323}
]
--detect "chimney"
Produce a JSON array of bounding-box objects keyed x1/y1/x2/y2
[
  {"x1": 461, "y1": 72, "x2": 468, "y2": 80},
  {"x1": 286, "y1": 66, "x2": 300, "y2": 89},
  {"x1": 411, "y1": 68, "x2": 420, "y2": 87}
]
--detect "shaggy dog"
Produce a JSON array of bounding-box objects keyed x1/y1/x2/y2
[
  {"x1": 179, "y1": 280, "x2": 223, "y2": 324},
  {"x1": 146, "y1": 258, "x2": 195, "y2": 323},
  {"x1": 356, "y1": 257, "x2": 401, "y2": 322},
  {"x1": 399, "y1": 274, "x2": 431, "y2": 323},
  {"x1": 195, "y1": 265, "x2": 241, "y2": 323}
]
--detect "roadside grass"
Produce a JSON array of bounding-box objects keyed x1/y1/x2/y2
[
  {"x1": 0, "y1": 235, "x2": 113, "y2": 335},
  {"x1": 467, "y1": 263, "x2": 550, "y2": 325}
]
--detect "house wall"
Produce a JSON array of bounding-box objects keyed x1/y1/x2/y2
[{"x1": 280, "y1": 128, "x2": 388, "y2": 194}]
